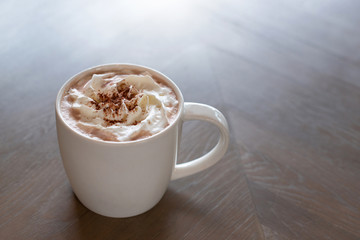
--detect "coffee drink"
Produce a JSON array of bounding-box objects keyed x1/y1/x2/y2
[
  {"x1": 60, "y1": 69, "x2": 179, "y2": 142},
  {"x1": 56, "y1": 63, "x2": 229, "y2": 217}
]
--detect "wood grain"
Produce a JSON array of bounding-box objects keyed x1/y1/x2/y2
[{"x1": 1, "y1": 0, "x2": 359, "y2": 239}]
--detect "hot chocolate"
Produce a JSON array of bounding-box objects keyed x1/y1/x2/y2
[{"x1": 60, "y1": 70, "x2": 179, "y2": 142}]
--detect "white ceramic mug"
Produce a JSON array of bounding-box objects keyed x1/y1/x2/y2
[{"x1": 55, "y1": 64, "x2": 229, "y2": 218}]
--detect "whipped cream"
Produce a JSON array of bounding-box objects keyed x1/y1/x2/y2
[{"x1": 61, "y1": 72, "x2": 178, "y2": 142}]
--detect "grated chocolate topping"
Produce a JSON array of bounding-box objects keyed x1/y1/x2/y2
[{"x1": 89, "y1": 81, "x2": 142, "y2": 126}]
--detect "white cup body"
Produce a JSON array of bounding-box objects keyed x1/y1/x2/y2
[{"x1": 56, "y1": 64, "x2": 184, "y2": 218}]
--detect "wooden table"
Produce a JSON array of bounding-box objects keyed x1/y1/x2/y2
[{"x1": 1, "y1": 0, "x2": 359, "y2": 239}]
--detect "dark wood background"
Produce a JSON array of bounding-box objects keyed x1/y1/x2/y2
[{"x1": 1, "y1": 0, "x2": 359, "y2": 239}]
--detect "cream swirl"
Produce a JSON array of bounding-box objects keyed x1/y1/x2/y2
[{"x1": 62, "y1": 73, "x2": 178, "y2": 142}]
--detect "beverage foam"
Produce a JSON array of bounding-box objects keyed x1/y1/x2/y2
[{"x1": 61, "y1": 72, "x2": 179, "y2": 142}]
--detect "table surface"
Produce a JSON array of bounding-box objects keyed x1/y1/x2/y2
[{"x1": 1, "y1": 0, "x2": 360, "y2": 239}]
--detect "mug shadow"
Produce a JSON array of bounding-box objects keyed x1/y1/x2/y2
[{"x1": 67, "y1": 187, "x2": 220, "y2": 240}]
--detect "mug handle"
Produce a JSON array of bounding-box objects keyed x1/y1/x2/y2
[{"x1": 171, "y1": 102, "x2": 230, "y2": 180}]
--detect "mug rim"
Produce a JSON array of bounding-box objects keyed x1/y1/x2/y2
[{"x1": 55, "y1": 63, "x2": 184, "y2": 145}]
